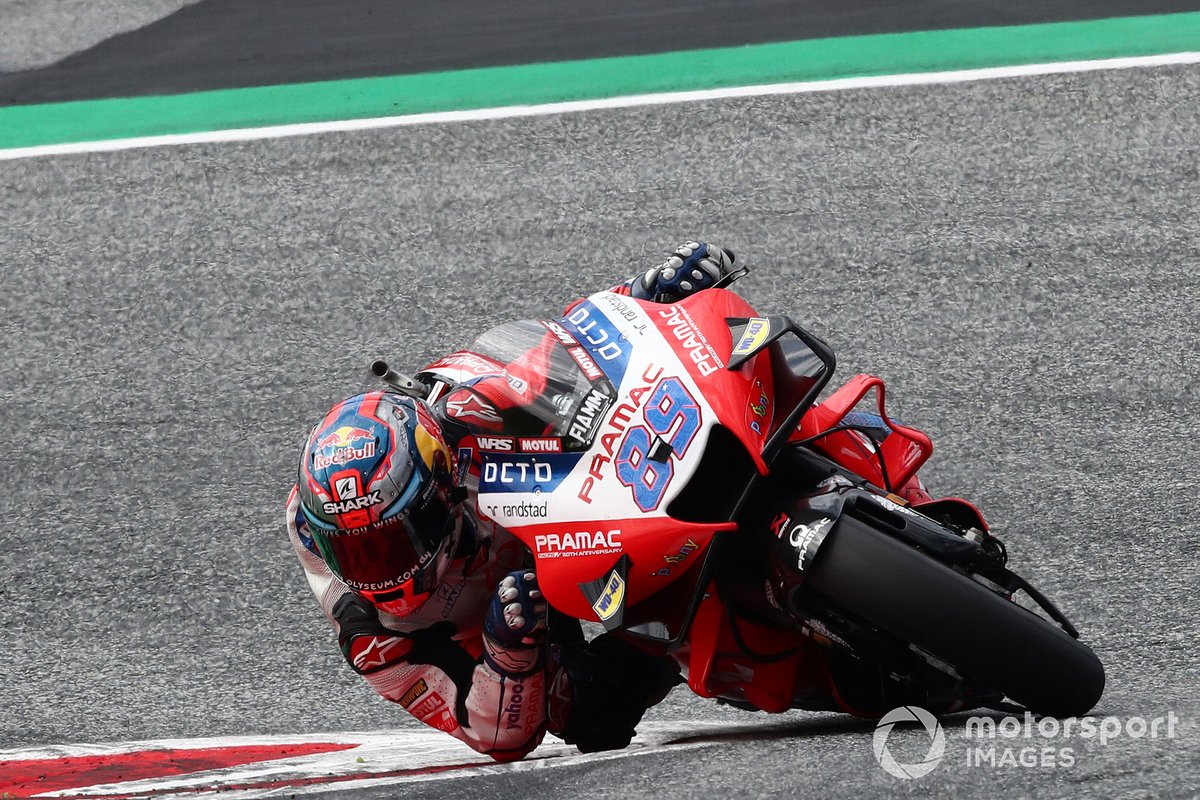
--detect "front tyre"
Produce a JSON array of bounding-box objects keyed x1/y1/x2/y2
[{"x1": 803, "y1": 517, "x2": 1105, "y2": 718}]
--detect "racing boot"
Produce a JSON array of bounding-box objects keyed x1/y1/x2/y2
[{"x1": 547, "y1": 632, "x2": 682, "y2": 753}]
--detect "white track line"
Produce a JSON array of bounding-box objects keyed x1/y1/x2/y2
[
  {"x1": 2, "y1": 51, "x2": 1198, "y2": 161},
  {"x1": 1, "y1": 722, "x2": 735, "y2": 799}
]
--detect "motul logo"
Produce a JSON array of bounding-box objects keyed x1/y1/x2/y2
[
  {"x1": 519, "y1": 437, "x2": 562, "y2": 453},
  {"x1": 570, "y1": 347, "x2": 604, "y2": 381}
]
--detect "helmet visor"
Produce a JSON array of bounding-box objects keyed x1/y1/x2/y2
[{"x1": 310, "y1": 491, "x2": 454, "y2": 600}]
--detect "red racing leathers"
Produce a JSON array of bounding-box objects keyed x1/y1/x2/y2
[
  {"x1": 287, "y1": 486, "x2": 546, "y2": 760},
  {"x1": 285, "y1": 284, "x2": 640, "y2": 761}
]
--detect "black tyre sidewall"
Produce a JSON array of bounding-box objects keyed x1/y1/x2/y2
[{"x1": 804, "y1": 516, "x2": 1105, "y2": 718}]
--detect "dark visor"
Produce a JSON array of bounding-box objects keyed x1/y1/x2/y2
[{"x1": 311, "y1": 493, "x2": 453, "y2": 595}]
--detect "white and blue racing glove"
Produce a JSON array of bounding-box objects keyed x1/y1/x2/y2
[
  {"x1": 630, "y1": 241, "x2": 735, "y2": 303},
  {"x1": 483, "y1": 570, "x2": 547, "y2": 677}
]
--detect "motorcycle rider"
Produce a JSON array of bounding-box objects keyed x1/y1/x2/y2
[{"x1": 287, "y1": 243, "x2": 735, "y2": 761}]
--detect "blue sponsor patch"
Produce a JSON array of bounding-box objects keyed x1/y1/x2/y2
[
  {"x1": 560, "y1": 300, "x2": 631, "y2": 386},
  {"x1": 478, "y1": 452, "x2": 582, "y2": 494}
]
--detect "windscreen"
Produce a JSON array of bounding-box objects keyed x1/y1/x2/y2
[{"x1": 467, "y1": 319, "x2": 615, "y2": 448}]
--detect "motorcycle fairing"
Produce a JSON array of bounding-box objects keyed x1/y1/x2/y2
[
  {"x1": 686, "y1": 587, "x2": 834, "y2": 712},
  {"x1": 474, "y1": 290, "x2": 774, "y2": 619},
  {"x1": 798, "y1": 373, "x2": 933, "y2": 492},
  {"x1": 465, "y1": 290, "x2": 838, "y2": 633}
]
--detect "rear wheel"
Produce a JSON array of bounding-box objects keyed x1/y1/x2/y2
[{"x1": 804, "y1": 516, "x2": 1105, "y2": 717}]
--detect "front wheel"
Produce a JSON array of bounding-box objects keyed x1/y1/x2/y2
[{"x1": 803, "y1": 516, "x2": 1105, "y2": 718}]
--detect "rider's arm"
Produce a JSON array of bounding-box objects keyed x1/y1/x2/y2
[{"x1": 286, "y1": 488, "x2": 546, "y2": 761}]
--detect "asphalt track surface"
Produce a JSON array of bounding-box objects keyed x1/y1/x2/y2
[
  {"x1": 4, "y1": 0, "x2": 1200, "y2": 103},
  {"x1": 3, "y1": 58, "x2": 1200, "y2": 800}
]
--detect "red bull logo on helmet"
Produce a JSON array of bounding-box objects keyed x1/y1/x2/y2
[{"x1": 313, "y1": 426, "x2": 377, "y2": 470}]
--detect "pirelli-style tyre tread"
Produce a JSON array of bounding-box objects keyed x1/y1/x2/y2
[{"x1": 804, "y1": 516, "x2": 1105, "y2": 717}]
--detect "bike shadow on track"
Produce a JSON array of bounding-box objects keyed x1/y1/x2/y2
[{"x1": 655, "y1": 710, "x2": 1002, "y2": 746}]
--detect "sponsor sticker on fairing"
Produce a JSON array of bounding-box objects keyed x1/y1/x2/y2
[
  {"x1": 424, "y1": 352, "x2": 504, "y2": 376},
  {"x1": 519, "y1": 437, "x2": 562, "y2": 453},
  {"x1": 658, "y1": 304, "x2": 725, "y2": 376},
  {"x1": 567, "y1": 383, "x2": 614, "y2": 444},
  {"x1": 598, "y1": 292, "x2": 642, "y2": 324},
  {"x1": 481, "y1": 459, "x2": 554, "y2": 489},
  {"x1": 561, "y1": 300, "x2": 632, "y2": 383},
  {"x1": 567, "y1": 345, "x2": 605, "y2": 382},
  {"x1": 576, "y1": 364, "x2": 663, "y2": 503},
  {"x1": 478, "y1": 452, "x2": 581, "y2": 495},
  {"x1": 534, "y1": 529, "x2": 622, "y2": 559},
  {"x1": 732, "y1": 317, "x2": 771, "y2": 356},
  {"x1": 483, "y1": 500, "x2": 549, "y2": 520},
  {"x1": 652, "y1": 537, "x2": 701, "y2": 577},
  {"x1": 592, "y1": 571, "x2": 626, "y2": 621},
  {"x1": 747, "y1": 378, "x2": 770, "y2": 435},
  {"x1": 475, "y1": 435, "x2": 515, "y2": 452},
  {"x1": 542, "y1": 319, "x2": 578, "y2": 347}
]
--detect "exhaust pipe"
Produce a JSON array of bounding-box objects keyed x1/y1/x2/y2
[{"x1": 371, "y1": 359, "x2": 425, "y2": 398}]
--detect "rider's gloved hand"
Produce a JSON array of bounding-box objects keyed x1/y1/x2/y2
[
  {"x1": 630, "y1": 242, "x2": 735, "y2": 303},
  {"x1": 482, "y1": 570, "x2": 547, "y2": 677}
]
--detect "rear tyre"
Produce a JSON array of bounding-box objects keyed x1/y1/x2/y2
[{"x1": 804, "y1": 517, "x2": 1104, "y2": 718}]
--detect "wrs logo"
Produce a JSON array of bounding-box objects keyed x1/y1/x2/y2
[{"x1": 873, "y1": 706, "x2": 946, "y2": 780}]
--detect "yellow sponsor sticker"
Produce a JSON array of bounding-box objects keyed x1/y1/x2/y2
[
  {"x1": 398, "y1": 678, "x2": 429, "y2": 708},
  {"x1": 732, "y1": 318, "x2": 771, "y2": 356},
  {"x1": 591, "y1": 571, "x2": 626, "y2": 621}
]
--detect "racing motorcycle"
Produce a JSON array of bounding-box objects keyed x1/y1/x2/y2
[{"x1": 377, "y1": 271, "x2": 1105, "y2": 720}]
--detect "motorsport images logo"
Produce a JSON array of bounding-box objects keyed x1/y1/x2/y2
[
  {"x1": 872, "y1": 706, "x2": 946, "y2": 779},
  {"x1": 873, "y1": 706, "x2": 1182, "y2": 778}
]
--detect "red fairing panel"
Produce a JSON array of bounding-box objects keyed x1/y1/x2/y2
[
  {"x1": 654, "y1": 290, "x2": 772, "y2": 473},
  {"x1": 798, "y1": 373, "x2": 934, "y2": 494},
  {"x1": 509, "y1": 516, "x2": 730, "y2": 622}
]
